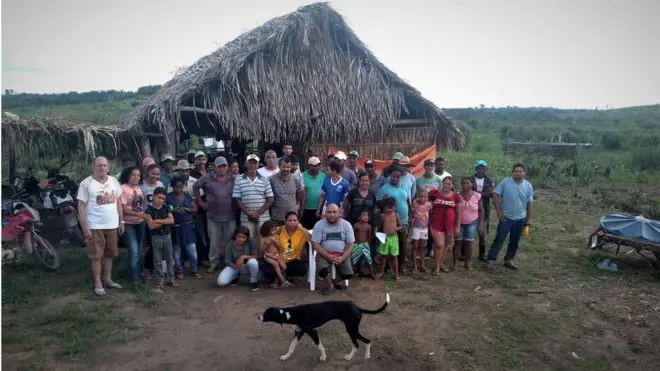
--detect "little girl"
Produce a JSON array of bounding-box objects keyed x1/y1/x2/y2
[
  {"x1": 411, "y1": 188, "x2": 432, "y2": 273},
  {"x1": 259, "y1": 221, "x2": 292, "y2": 288}
]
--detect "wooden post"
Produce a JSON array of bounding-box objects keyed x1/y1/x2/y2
[
  {"x1": 8, "y1": 141, "x2": 16, "y2": 180},
  {"x1": 141, "y1": 137, "x2": 152, "y2": 160}
]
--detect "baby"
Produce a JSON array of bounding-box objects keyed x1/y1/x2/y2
[{"x1": 259, "y1": 221, "x2": 292, "y2": 288}]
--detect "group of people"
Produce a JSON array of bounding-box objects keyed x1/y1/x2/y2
[{"x1": 75, "y1": 143, "x2": 534, "y2": 296}]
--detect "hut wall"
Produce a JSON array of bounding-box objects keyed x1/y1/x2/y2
[
  {"x1": 308, "y1": 127, "x2": 438, "y2": 160},
  {"x1": 502, "y1": 142, "x2": 592, "y2": 159}
]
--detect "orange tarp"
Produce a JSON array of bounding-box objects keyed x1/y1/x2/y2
[{"x1": 328, "y1": 145, "x2": 436, "y2": 177}]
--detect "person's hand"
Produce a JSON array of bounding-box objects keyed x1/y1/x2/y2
[
  {"x1": 118, "y1": 224, "x2": 125, "y2": 235},
  {"x1": 235, "y1": 255, "x2": 245, "y2": 267},
  {"x1": 315, "y1": 209, "x2": 322, "y2": 218},
  {"x1": 477, "y1": 223, "x2": 484, "y2": 235},
  {"x1": 497, "y1": 213, "x2": 506, "y2": 222},
  {"x1": 248, "y1": 212, "x2": 260, "y2": 223},
  {"x1": 144, "y1": 214, "x2": 153, "y2": 223},
  {"x1": 331, "y1": 256, "x2": 341, "y2": 265},
  {"x1": 198, "y1": 201, "x2": 208, "y2": 210},
  {"x1": 83, "y1": 226, "x2": 93, "y2": 240},
  {"x1": 525, "y1": 218, "x2": 532, "y2": 227},
  {"x1": 455, "y1": 226, "x2": 461, "y2": 235}
]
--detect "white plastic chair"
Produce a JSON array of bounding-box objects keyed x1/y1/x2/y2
[{"x1": 308, "y1": 241, "x2": 349, "y2": 291}]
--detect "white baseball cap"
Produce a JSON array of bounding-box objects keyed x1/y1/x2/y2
[
  {"x1": 308, "y1": 156, "x2": 321, "y2": 165},
  {"x1": 246, "y1": 154, "x2": 260, "y2": 162},
  {"x1": 335, "y1": 151, "x2": 347, "y2": 161}
]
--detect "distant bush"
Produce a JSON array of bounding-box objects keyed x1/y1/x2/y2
[{"x1": 631, "y1": 146, "x2": 660, "y2": 170}]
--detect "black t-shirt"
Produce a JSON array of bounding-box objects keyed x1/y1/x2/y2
[
  {"x1": 345, "y1": 188, "x2": 378, "y2": 223},
  {"x1": 146, "y1": 205, "x2": 171, "y2": 236}
]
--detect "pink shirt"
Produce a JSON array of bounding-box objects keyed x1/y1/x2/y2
[
  {"x1": 120, "y1": 184, "x2": 146, "y2": 225},
  {"x1": 460, "y1": 191, "x2": 481, "y2": 225}
]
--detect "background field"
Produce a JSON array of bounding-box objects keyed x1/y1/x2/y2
[{"x1": 2, "y1": 90, "x2": 659, "y2": 371}]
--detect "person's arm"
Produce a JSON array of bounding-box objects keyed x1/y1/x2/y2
[
  {"x1": 193, "y1": 177, "x2": 207, "y2": 208},
  {"x1": 258, "y1": 181, "x2": 275, "y2": 216},
  {"x1": 116, "y1": 194, "x2": 125, "y2": 233},
  {"x1": 526, "y1": 184, "x2": 534, "y2": 226},
  {"x1": 296, "y1": 176, "x2": 305, "y2": 215},
  {"x1": 300, "y1": 224, "x2": 312, "y2": 240},
  {"x1": 395, "y1": 213, "x2": 403, "y2": 231},
  {"x1": 493, "y1": 181, "x2": 505, "y2": 221},
  {"x1": 478, "y1": 197, "x2": 485, "y2": 228},
  {"x1": 161, "y1": 211, "x2": 175, "y2": 225},
  {"x1": 145, "y1": 211, "x2": 160, "y2": 230},
  {"x1": 76, "y1": 181, "x2": 91, "y2": 236},
  {"x1": 189, "y1": 196, "x2": 198, "y2": 213},
  {"x1": 225, "y1": 242, "x2": 240, "y2": 269},
  {"x1": 311, "y1": 228, "x2": 333, "y2": 260},
  {"x1": 454, "y1": 194, "x2": 462, "y2": 233},
  {"x1": 482, "y1": 179, "x2": 494, "y2": 198},
  {"x1": 340, "y1": 221, "x2": 355, "y2": 261},
  {"x1": 244, "y1": 240, "x2": 260, "y2": 260},
  {"x1": 317, "y1": 183, "x2": 327, "y2": 217},
  {"x1": 342, "y1": 191, "x2": 352, "y2": 219}
]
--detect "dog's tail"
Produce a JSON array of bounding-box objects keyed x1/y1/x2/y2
[{"x1": 359, "y1": 293, "x2": 391, "y2": 314}]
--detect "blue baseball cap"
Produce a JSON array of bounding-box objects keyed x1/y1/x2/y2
[{"x1": 475, "y1": 160, "x2": 488, "y2": 168}]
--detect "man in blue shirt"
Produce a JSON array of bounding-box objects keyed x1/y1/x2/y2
[
  {"x1": 316, "y1": 160, "x2": 350, "y2": 219},
  {"x1": 486, "y1": 163, "x2": 533, "y2": 269}
]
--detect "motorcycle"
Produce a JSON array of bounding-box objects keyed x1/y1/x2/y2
[
  {"x1": 43, "y1": 160, "x2": 84, "y2": 246},
  {"x1": 2, "y1": 164, "x2": 43, "y2": 206},
  {"x1": 1, "y1": 198, "x2": 60, "y2": 270}
]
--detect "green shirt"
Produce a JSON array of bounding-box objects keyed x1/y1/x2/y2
[
  {"x1": 416, "y1": 174, "x2": 443, "y2": 192},
  {"x1": 302, "y1": 170, "x2": 326, "y2": 210}
]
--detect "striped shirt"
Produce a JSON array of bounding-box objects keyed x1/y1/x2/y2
[
  {"x1": 232, "y1": 173, "x2": 274, "y2": 223},
  {"x1": 193, "y1": 173, "x2": 235, "y2": 222}
]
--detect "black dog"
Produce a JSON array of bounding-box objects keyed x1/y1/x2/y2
[{"x1": 257, "y1": 292, "x2": 390, "y2": 361}]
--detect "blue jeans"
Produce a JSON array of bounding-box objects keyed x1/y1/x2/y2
[
  {"x1": 487, "y1": 218, "x2": 526, "y2": 262},
  {"x1": 174, "y1": 243, "x2": 198, "y2": 274},
  {"x1": 122, "y1": 222, "x2": 145, "y2": 282},
  {"x1": 216, "y1": 258, "x2": 259, "y2": 286}
]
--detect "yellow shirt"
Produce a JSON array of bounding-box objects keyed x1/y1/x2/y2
[{"x1": 278, "y1": 227, "x2": 307, "y2": 263}]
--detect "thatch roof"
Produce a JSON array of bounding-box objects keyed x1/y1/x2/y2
[
  {"x1": 121, "y1": 2, "x2": 465, "y2": 149},
  {"x1": 1, "y1": 112, "x2": 123, "y2": 157}
]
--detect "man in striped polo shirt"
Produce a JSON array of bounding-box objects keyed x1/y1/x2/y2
[
  {"x1": 233, "y1": 154, "x2": 274, "y2": 241},
  {"x1": 193, "y1": 156, "x2": 236, "y2": 274}
]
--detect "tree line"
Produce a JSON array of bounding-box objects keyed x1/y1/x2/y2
[{"x1": 1, "y1": 85, "x2": 162, "y2": 108}]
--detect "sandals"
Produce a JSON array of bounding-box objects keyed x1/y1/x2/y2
[
  {"x1": 176, "y1": 273, "x2": 185, "y2": 280},
  {"x1": 194, "y1": 273, "x2": 203, "y2": 279},
  {"x1": 168, "y1": 281, "x2": 180, "y2": 288},
  {"x1": 104, "y1": 282, "x2": 123, "y2": 290},
  {"x1": 94, "y1": 288, "x2": 107, "y2": 296},
  {"x1": 280, "y1": 281, "x2": 293, "y2": 288}
]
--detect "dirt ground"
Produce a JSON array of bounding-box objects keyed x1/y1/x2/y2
[{"x1": 3, "y1": 188, "x2": 660, "y2": 371}]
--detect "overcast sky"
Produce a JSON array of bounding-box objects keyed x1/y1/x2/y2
[{"x1": 2, "y1": 0, "x2": 659, "y2": 109}]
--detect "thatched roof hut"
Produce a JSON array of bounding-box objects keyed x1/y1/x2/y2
[
  {"x1": 121, "y1": 2, "x2": 465, "y2": 159},
  {"x1": 1, "y1": 111, "x2": 123, "y2": 158}
]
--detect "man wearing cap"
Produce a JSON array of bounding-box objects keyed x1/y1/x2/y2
[
  {"x1": 160, "y1": 153, "x2": 175, "y2": 190},
  {"x1": 472, "y1": 160, "x2": 494, "y2": 261},
  {"x1": 193, "y1": 156, "x2": 236, "y2": 273},
  {"x1": 269, "y1": 156, "x2": 304, "y2": 225},
  {"x1": 233, "y1": 154, "x2": 274, "y2": 240},
  {"x1": 190, "y1": 151, "x2": 209, "y2": 266},
  {"x1": 394, "y1": 156, "x2": 417, "y2": 201},
  {"x1": 382, "y1": 152, "x2": 404, "y2": 178},
  {"x1": 334, "y1": 151, "x2": 358, "y2": 190},
  {"x1": 167, "y1": 160, "x2": 198, "y2": 196},
  {"x1": 301, "y1": 156, "x2": 326, "y2": 229},
  {"x1": 416, "y1": 159, "x2": 443, "y2": 192},
  {"x1": 190, "y1": 151, "x2": 208, "y2": 180},
  {"x1": 258, "y1": 150, "x2": 279, "y2": 178},
  {"x1": 365, "y1": 160, "x2": 385, "y2": 194},
  {"x1": 347, "y1": 150, "x2": 363, "y2": 177}
]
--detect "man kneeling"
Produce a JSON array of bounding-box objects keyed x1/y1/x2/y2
[{"x1": 311, "y1": 204, "x2": 354, "y2": 295}]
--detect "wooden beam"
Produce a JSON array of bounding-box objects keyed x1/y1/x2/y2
[
  {"x1": 180, "y1": 106, "x2": 214, "y2": 115},
  {"x1": 394, "y1": 119, "x2": 429, "y2": 125},
  {"x1": 141, "y1": 132, "x2": 164, "y2": 138}
]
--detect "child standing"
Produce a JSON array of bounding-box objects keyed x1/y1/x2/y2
[
  {"x1": 376, "y1": 197, "x2": 402, "y2": 280},
  {"x1": 351, "y1": 210, "x2": 375, "y2": 279},
  {"x1": 166, "y1": 177, "x2": 201, "y2": 280},
  {"x1": 260, "y1": 221, "x2": 293, "y2": 288},
  {"x1": 411, "y1": 188, "x2": 432, "y2": 273},
  {"x1": 145, "y1": 187, "x2": 177, "y2": 290}
]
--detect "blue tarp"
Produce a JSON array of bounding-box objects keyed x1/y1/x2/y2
[{"x1": 600, "y1": 214, "x2": 660, "y2": 244}]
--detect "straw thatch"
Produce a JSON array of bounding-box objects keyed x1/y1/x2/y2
[
  {"x1": 1, "y1": 111, "x2": 123, "y2": 157},
  {"x1": 121, "y1": 2, "x2": 465, "y2": 149}
]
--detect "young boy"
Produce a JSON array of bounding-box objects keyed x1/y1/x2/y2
[
  {"x1": 145, "y1": 187, "x2": 177, "y2": 290},
  {"x1": 411, "y1": 188, "x2": 432, "y2": 273},
  {"x1": 376, "y1": 197, "x2": 402, "y2": 280},
  {"x1": 351, "y1": 210, "x2": 375, "y2": 279}
]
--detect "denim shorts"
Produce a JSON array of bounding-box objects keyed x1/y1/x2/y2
[{"x1": 456, "y1": 220, "x2": 478, "y2": 241}]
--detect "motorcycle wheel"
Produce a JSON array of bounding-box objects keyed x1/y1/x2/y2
[
  {"x1": 31, "y1": 231, "x2": 60, "y2": 270},
  {"x1": 73, "y1": 224, "x2": 85, "y2": 247}
]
